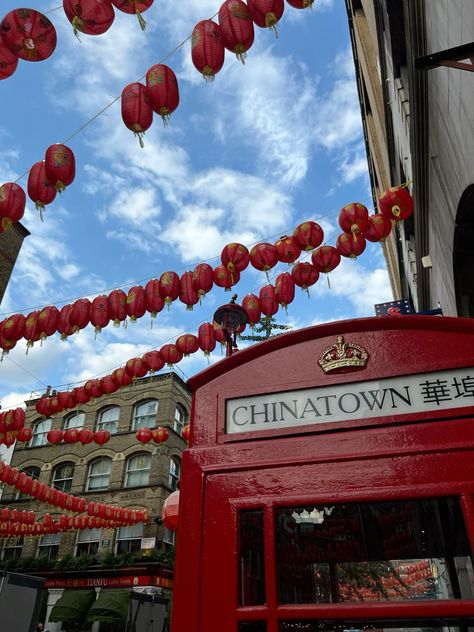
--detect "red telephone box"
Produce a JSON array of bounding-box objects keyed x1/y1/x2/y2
[{"x1": 171, "y1": 316, "x2": 474, "y2": 632}]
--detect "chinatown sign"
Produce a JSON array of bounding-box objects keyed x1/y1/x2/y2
[{"x1": 226, "y1": 367, "x2": 474, "y2": 434}]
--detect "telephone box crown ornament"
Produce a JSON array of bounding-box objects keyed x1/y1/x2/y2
[{"x1": 318, "y1": 335, "x2": 369, "y2": 374}]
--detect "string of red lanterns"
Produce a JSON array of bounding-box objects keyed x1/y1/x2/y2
[{"x1": 0, "y1": 187, "x2": 413, "y2": 356}]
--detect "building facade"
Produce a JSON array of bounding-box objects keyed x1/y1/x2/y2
[
  {"x1": 346, "y1": 0, "x2": 474, "y2": 316},
  {"x1": 0, "y1": 222, "x2": 29, "y2": 306},
  {"x1": 0, "y1": 371, "x2": 191, "y2": 630}
]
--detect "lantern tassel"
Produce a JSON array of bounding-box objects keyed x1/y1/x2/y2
[
  {"x1": 35, "y1": 201, "x2": 45, "y2": 222},
  {"x1": 326, "y1": 274, "x2": 331, "y2": 289},
  {"x1": 136, "y1": 9, "x2": 146, "y2": 31},
  {"x1": 71, "y1": 17, "x2": 83, "y2": 41}
]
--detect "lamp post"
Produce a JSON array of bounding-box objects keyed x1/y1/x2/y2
[{"x1": 213, "y1": 295, "x2": 248, "y2": 357}]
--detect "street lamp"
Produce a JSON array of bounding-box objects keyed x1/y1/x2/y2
[{"x1": 213, "y1": 295, "x2": 248, "y2": 357}]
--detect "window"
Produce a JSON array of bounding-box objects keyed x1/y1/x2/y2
[
  {"x1": 2, "y1": 537, "x2": 23, "y2": 560},
  {"x1": 52, "y1": 462, "x2": 75, "y2": 492},
  {"x1": 116, "y1": 524, "x2": 143, "y2": 554},
  {"x1": 16, "y1": 466, "x2": 40, "y2": 499},
  {"x1": 125, "y1": 454, "x2": 151, "y2": 488},
  {"x1": 63, "y1": 412, "x2": 85, "y2": 430},
  {"x1": 168, "y1": 457, "x2": 180, "y2": 490},
  {"x1": 240, "y1": 510, "x2": 266, "y2": 606},
  {"x1": 37, "y1": 533, "x2": 61, "y2": 560},
  {"x1": 132, "y1": 400, "x2": 158, "y2": 430},
  {"x1": 163, "y1": 527, "x2": 176, "y2": 547},
  {"x1": 96, "y1": 406, "x2": 120, "y2": 434},
  {"x1": 30, "y1": 418, "x2": 51, "y2": 447},
  {"x1": 86, "y1": 458, "x2": 112, "y2": 491},
  {"x1": 174, "y1": 404, "x2": 186, "y2": 434},
  {"x1": 76, "y1": 528, "x2": 101, "y2": 556}
]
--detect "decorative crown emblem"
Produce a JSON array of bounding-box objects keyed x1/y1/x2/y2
[{"x1": 318, "y1": 335, "x2": 369, "y2": 374}]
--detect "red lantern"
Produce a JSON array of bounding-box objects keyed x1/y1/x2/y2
[
  {"x1": 11, "y1": 408, "x2": 25, "y2": 431},
  {"x1": 274, "y1": 235, "x2": 301, "y2": 264},
  {"x1": 91, "y1": 295, "x2": 110, "y2": 335},
  {"x1": 379, "y1": 186, "x2": 414, "y2": 221},
  {"x1": 293, "y1": 221, "x2": 324, "y2": 251},
  {"x1": 44, "y1": 144, "x2": 76, "y2": 193},
  {"x1": 176, "y1": 334, "x2": 199, "y2": 357},
  {"x1": 0, "y1": 183, "x2": 26, "y2": 231},
  {"x1": 250, "y1": 243, "x2": 279, "y2": 273},
  {"x1": 338, "y1": 202, "x2": 369, "y2": 241},
  {"x1": 136, "y1": 427, "x2": 152, "y2": 443},
  {"x1": 108, "y1": 288, "x2": 128, "y2": 326},
  {"x1": 0, "y1": 41, "x2": 18, "y2": 80},
  {"x1": 192, "y1": 263, "x2": 214, "y2": 300},
  {"x1": 191, "y1": 20, "x2": 225, "y2": 81},
  {"x1": 100, "y1": 375, "x2": 119, "y2": 394},
  {"x1": 247, "y1": 0, "x2": 284, "y2": 34},
  {"x1": 94, "y1": 430, "x2": 111, "y2": 445},
  {"x1": 242, "y1": 294, "x2": 261, "y2": 327},
  {"x1": 291, "y1": 262, "x2": 319, "y2": 290},
  {"x1": 85, "y1": 379, "x2": 102, "y2": 399},
  {"x1": 159, "y1": 343, "x2": 183, "y2": 367},
  {"x1": 126, "y1": 285, "x2": 146, "y2": 321},
  {"x1": 179, "y1": 272, "x2": 199, "y2": 310},
  {"x1": 63, "y1": 0, "x2": 115, "y2": 36},
  {"x1": 198, "y1": 323, "x2": 216, "y2": 357},
  {"x1": 336, "y1": 233, "x2": 367, "y2": 258},
  {"x1": 48, "y1": 396, "x2": 64, "y2": 415},
  {"x1": 142, "y1": 350, "x2": 165, "y2": 374},
  {"x1": 311, "y1": 245, "x2": 341, "y2": 273},
  {"x1": 72, "y1": 386, "x2": 90, "y2": 404},
  {"x1": 112, "y1": 367, "x2": 133, "y2": 388},
  {"x1": 213, "y1": 264, "x2": 240, "y2": 291},
  {"x1": 181, "y1": 425, "x2": 190, "y2": 442},
  {"x1": 63, "y1": 428, "x2": 80, "y2": 444},
  {"x1": 362, "y1": 214, "x2": 393, "y2": 242},
  {"x1": 125, "y1": 357, "x2": 148, "y2": 379},
  {"x1": 57, "y1": 304, "x2": 75, "y2": 340},
  {"x1": 0, "y1": 328, "x2": 16, "y2": 356},
  {"x1": 275, "y1": 272, "x2": 295, "y2": 310},
  {"x1": 0, "y1": 9, "x2": 57, "y2": 61},
  {"x1": 152, "y1": 426, "x2": 169, "y2": 444},
  {"x1": 218, "y1": 0, "x2": 255, "y2": 63},
  {"x1": 259, "y1": 284, "x2": 278, "y2": 318},
  {"x1": 17, "y1": 427, "x2": 32, "y2": 443},
  {"x1": 27, "y1": 161, "x2": 56, "y2": 219},
  {"x1": 78, "y1": 428, "x2": 94, "y2": 444},
  {"x1": 221, "y1": 242, "x2": 250, "y2": 276},
  {"x1": 121, "y1": 82, "x2": 153, "y2": 147},
  {"x1": 213, "y1": 322, "x2": 227, "y2": 346},
  {"x1": 159, "y1": 272, "x2": 180, "y2": 306},
  {"x1": 285, "y1": 0, "x2": 313, "y2": 7},
  {"x1": 2, "y1": 313, "x2": 26, "y2": 342},
  {"x1": 37, "y1": 305, "x2": 59, "y2": 341},
  {"x1": 111, "y1": 0, "x2": 153, "y2": 29},
  {"x1": 24, "y1": 310, "x2": 41, "y2": 349},
  {"x1": 144, "y1": 279, "x2": 164, "y2": 319},
  {"x1": 70, "y1": 298, "x2": 92, "y2": 333},
  {"x1": 161, "y1": 490, "x2": 179, "y2": 531},
  {"x1": 47, "y1": 429, "x2": 63, "y2": 444},
  {"x1": 145, "y1": 64, "x2": 179, "y2": 124}
]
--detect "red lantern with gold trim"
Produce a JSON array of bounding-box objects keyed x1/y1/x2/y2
[
  {"x1": 293, "y1": 221, "x2": 324, "y2": 251},
  {"x1": 70, "y1": 298, "x2": 92, "y2": 333},
  {"x1": 1, "y1": 9, "x2": 57, "y2": 61},
  {"x1": 126, "y1": 357, "x2": 148, "y2": 379},
  {"x1": 27, "y1": 161, "x2": 56, "y2": 219},
  {"x1": 136, "y1": 427, "x2": 153, "y2": 443},
  {"x1": 0, "y1": 42, "x2": 18, "y2": 80},
  {"x1": 242, "y1": 294, "x2": 261, "y2": 328},
  {"x1": 63, "y1": 0, "x2": 115, "y2": 36},
  {"x1": 144, "y1": 279, "x2": 164, "y2": 319},
  {"x1": 108, "y1": 289, "x2": 127, "y2": 327},
  {"x1": 63, "y1": 429, "x2": 79, "y2": 444},
  {"x1": 2, "y1": 314, "x2": 26, "y2": 342},
  {"x1": 311, "y1": 245, "x2": 341, "y2": 273},
  {"x1": 250, "y1": 242, "x2": 279, "y2": 273},
  {"x1": 247, "y1": 0, "x2": 284, "y2": 34},
  {"x1": 37, "y1": 305, "x2": 59, "y2": 342},
  {"x1": 191, "y1": 20, "x2": 225, "y2": 81},
  {"x1": 259, "y1": 284, "x2": 278, "y2": 318},
  {"x1": 179, "y1": 272, "x2": 199, "y2": 310},
  {"x1": 292, "y1": 262, "x2": 319, "y2": 291},
  {"x1": 72, "y1": 386, "x2": 90, "y2": 404},
  {"x1": 44, "y1": 144, "x2": 76, "y2": 193},
  {"x1": 221, "y1": 242, "x2": 250, "y2": 275},
  {"x1": 58, "y1": 304, "x2": 75, "y2": 340},
  {"x1": 126, "y1": 285, "x2": 146, "y2": 322},
  {"x1": 379, "y1": 186, "x2": 414, "y2": 222},
  {"x1": 176, "y1": 334, "x2": 199, "y2": 357},
  {"x1": 198, "y1": 323, "x2": 216, "y2": 357},
  {"x1": 111, "y1": 0, "x2": 153, "y2": 29},
  {"x1": 145, "y1": 64, "x2": 179, "y2": 124},
  {"x1": 142, "y1": 350, "x2": 165, "y2": 374},
  {"x1": 91, "y1": 295, "x2": 110, "y2": 335},
  {"x1": 181, "y1": 425, "x2": 191, "y2": 442},
  {"x1": 0, "y1": 328, "x2": 16, "y2": 356},
  {"x1": 24, "y1": 310, "x2": 41, "y2": 349},
  {"x1": 285, "y1": 0, "x2": 314, "y2": 8},
  {"x1": 159, "y1": 272, "x2": 180, "y2": 307},
  {"x1": 213, "y1": 322, "x2": 227, "y2": 346},
  {"x1": 78, "y1": 428, "x2": 94, "y2": 445},
  {"x1": 58, "y1": 390, "x2": 75, "y2": 409},
  {"x1": 17, "y1": 427, "x2": 32, "y2": 443},
  {"x1": 0, "y1": 183, "x2": 26, "y2": 231},
  {"x1": 112, "y1": 367, "x2": 133, "y2": 387},
  {"x1": 152, "y1": 426, "x2": 169, "y2": 444},
  {"x1": 336, "y1": 233, "x2": 367, "y2": 258},
  {"x1": 121, "y1": 82, "x2": 153, "y2": 147},
  {"x1": 192, "y1": 263, "x2": 214, "y2": 300},
  {"x1": 218, "y1": 0, "x2": 255, "y2": 63},
  {"x1": 275, "y1": 235, "x2": 301, "y2": 263},
  {"x1": 338, "y1": 202, "x2": 369, "y2": 241},
  {"x1": 160, "y1": 343, "x2": 183, "y2": 367},
  {"x1": 213, "y1": 264, "x2": 240, "y2": 291},
  {"x1": 100, "y1": 375, "x2": 119, "y2": 395},
  {"x1": 94, "y1": 430, "x2": 111, "y2": 445},
  {"x1": 275, "y1": 272, "x2": 295, "y2": 311},
  {"x1": 362, "y1": 214, "x2": 393, "y2": 242},
  {"x1": 85, "y1": 379, "x2": 102, "y2": 399}
]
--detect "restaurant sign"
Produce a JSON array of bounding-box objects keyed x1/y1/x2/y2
[
  {"x1": 44, "y1": 575, "x2": 173, "y2": 589},
  {"x1": 226, "y1": 367, "x2": 474, "y2": 434}
]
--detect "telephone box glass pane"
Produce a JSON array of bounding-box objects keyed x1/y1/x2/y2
[
  {"x1": 239, "y1": 623, "x2": 267, "y2": 632},
  {"x1": 276, "y1": 497, "x2": 474, "y2": 604},
  {"x1": 240, "y1": 510, "x2": 266, "y2": 606},
  {"x1": 280, "y1": 619, "x2": 474, "y2": 632}
]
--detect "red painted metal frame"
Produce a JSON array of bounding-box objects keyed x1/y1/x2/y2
[{"x1": 172, "y1": 317, "x2": 474, "y2": 632}]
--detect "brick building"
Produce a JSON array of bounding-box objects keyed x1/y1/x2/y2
[{"x1": 0, "y1": 371, "x2": 191, "y2": 630}]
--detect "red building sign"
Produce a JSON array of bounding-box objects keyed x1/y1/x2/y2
[{"x1": 171, "y1": 316, "x2": 474, "y2": 632}]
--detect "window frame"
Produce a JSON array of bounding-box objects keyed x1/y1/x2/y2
[
  {"x1": 86, "y1": 457, "x2": 112, "y2": 492},
  {"x1": 168, "y1": 456, "x2": 181, "y2": 490},
  {"x1": 75, "y1": 528, "x2": 101, "y2": 557},
  {"x1": 125, "y1": 453, "x2": 151, "y2": 488},
  {"x1": 63, "y1": 411, "x2": 85, "y2": 431},
  {"x1": 132, "y1": 399, "x2": 158, "y2": 431},
  {"x1": 52, "y1": 462, "x2": 75, "y2": 492},
  {"x1": 115, "y1": 524, "x2": 144, "y2": 554},
  {"x1": 37, "y1": 533, "x2": 61, "y2": 560},
  {"x1": 96, "y1": 406, "x2": 120, "y2": 434},
  {"x1": 2, "y1": 536, "x2": 23, "y2": 560},
  {"x1": 174, "y1": 403, "x2": 187, "y2": 434},
  {"x1": 29, "y1": 418, "x2": 52, "y2": 447},
  {"x1": 16, "y1": 466, "x2": 40, "y2": 499}
]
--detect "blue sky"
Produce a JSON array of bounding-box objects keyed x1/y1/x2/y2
[{"x1": 0, "y1": 0, "x2": 392, "y2": 420}]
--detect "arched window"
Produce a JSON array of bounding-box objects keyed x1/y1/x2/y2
[
  {"x1": 17, "y1": 466, "x2": 40, "y2": 499},
  {"x1": 132, "y1": 400, "x2": 158, "y2": 430},
  {"x1": 30, "y1": 418, "x2": 51, "y2": 447},
  {"x1": 2, "y1": 537, "x2": 23, "y2": 560},
  {"x1": 453, "y1": 184, "x2": 474, "y2": 317},
  {"x1": 169, "y1": 456, "x2": 181, "y2": 490},
  {"x1": 96, "y1": 406, "x2": 120, "y2": 434},
  {"x1": 86, "y1": 458, "x2": 112, "y2": 491},
  {"x1": 125, "y1": 454, "x2": 151, "y2": 488},
  {"x1": 76, "y1": 528, "x2": 101, "y2": 556},
  {"x1": 37, "y1": 533, "x2": 61, "y2": 560},
  {"x1": 116, "y1": 524, "x2": 144, "y2": 553},
  {"x1": 52, "y1": 462, "x2": 75, "y2": 492},
  {"x1": 63, "y1": 412, "x2": 85, "y2": 431},
  {"x1": 174, "y1": 404, "x2": 187, "y2": 434}
]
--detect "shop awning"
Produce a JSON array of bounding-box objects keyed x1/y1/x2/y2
[
  {"x1": 86, "y1": 589, "x2": 129, "y2": 624},
  {"x1": 49, "y1": 589, "x2": 96, "y2": 623}
]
